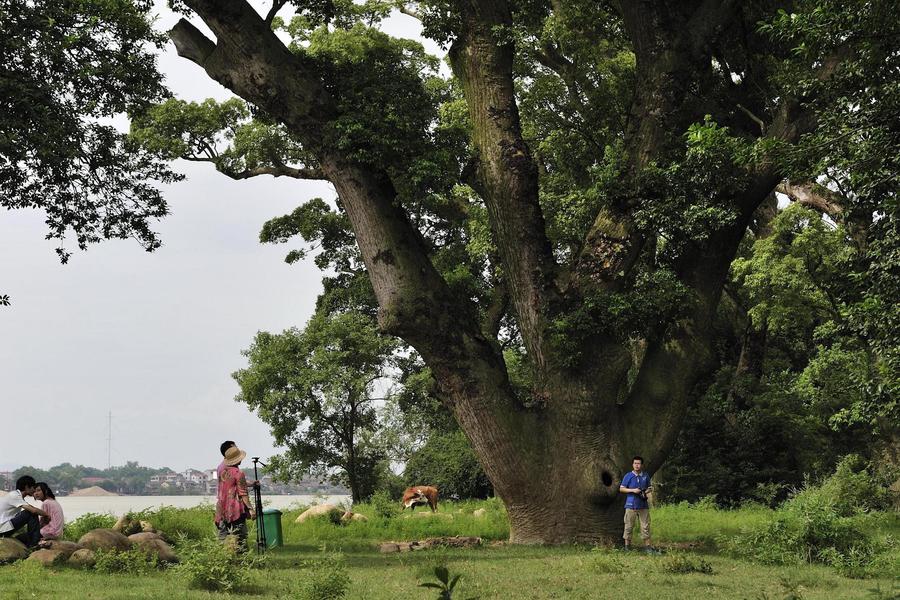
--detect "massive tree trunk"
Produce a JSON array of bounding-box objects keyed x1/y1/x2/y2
[{"x1": 170, "y1": 0, "x2": 834, "y2": 544}]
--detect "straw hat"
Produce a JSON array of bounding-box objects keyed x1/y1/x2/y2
[{"x1": 223, "y1": 446, "x2": 247, "y2": 466}]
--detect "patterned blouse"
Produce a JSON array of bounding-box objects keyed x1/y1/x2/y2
[{"x1": 215, "y1": 465, "x2": 250, "y2": 525}]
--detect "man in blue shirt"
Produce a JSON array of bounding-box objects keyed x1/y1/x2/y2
[{"x1": 619, "y1": 455, "x2": 652, "y2": 551}]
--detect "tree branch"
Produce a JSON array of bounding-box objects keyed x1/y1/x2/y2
[
  {"x1": 181, "y1": 156, "x2": 327, "y2": 180},
  {"x1": 448, "y1": 0, "x2": 559, "y2": 373},
  {"x1": 776, "y1": 180, "x2": 845, "y2": 219},
  {"x1": 169, "y1": 19, "x2": 216, "y2": 67},
  {"x1": 264, "y1": 0, "x2": 287, "y2": 25}
]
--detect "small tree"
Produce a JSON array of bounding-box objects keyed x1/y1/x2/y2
[{"x1": 233, "y1": 310, "x2": 397, "y2": 502}]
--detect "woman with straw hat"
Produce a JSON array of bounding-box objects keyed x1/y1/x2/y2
[{"x1": 215, "y1": 445, "x2": 256, "y2": 550}]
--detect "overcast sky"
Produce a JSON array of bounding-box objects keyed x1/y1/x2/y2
[{"x1": 0, "y1": 3, "x2": 439, "y2": 473}]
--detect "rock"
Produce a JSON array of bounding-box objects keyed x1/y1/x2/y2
[
  {"x1": 68, "y1": 548, "x2": 97, "y2": 568},
  {"x1": 295, "y1": 503, "x2": 339, "y2": 523},
  {"x1": 130, "y1": 536, "x2": 177, "y2": 563},
  {"x1": 0, "y1": 538, "x2": 28, "y2": 563},
  {"x1": 379, "y1": 543, "x2": 400, "y2": 553},
  {"x1": 128, "y1": 532, "x2": 163, "y2": 543},
  {"x1": 339, "y1": 511, "x2": 369, "y2": 523},
  {"x1": 472, "y1": 508, "x2": 487, "y2": 517},
  {"x1": 26, "y1": 548, "x2": 67, "y2": 566},
  {"x1": 425, "y1": 536, "x2": 482, "y2": 548},
  {"x1": 40, "y1": 540, "x2": 81, "y2": 559},
  {"x1": 78, "y1": 528, "x2": 133, "y2": 552}
]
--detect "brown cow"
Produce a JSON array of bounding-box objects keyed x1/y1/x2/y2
[{"x1": 401, "y1": 486, "x2": 439, "y2": 512}]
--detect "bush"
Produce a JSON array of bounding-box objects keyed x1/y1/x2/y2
[
  {"x1": 93, "y1": 548, "x2": 158, "y2": 575},
  {"x1": 719, "y1": 457, "x2": 893, "y2": 576},
  {"x1": 814, "y1": 455, "x2": 892, "y2": 516},
  {"x1": 63, "y1": 512, "x2": 116, "y2": 542},
  {"x1": 660, "y1": 553, "x2": 714, "y2": 574},
  {"x1": 369, "y1": 490, "x2": 400, "y2": 520},
  {"x1": 174, "y1": 537, "x2": 262, "y2": 592},
  {"x1": 126, "y1": 505, "x2": 214, "y2": 542},
  {"x1": 295, "y1": 552, "x2": 350, "y2": 600}
]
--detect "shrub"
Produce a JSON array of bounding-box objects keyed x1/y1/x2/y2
[
  {"x1": 369, "y1": 490, "x2": 400, "y2": 520},
  {"x1": 660, "y1": 553, "x2": 714, "y2": 574},
  {"x1": 63, "y1": 512, "x2": 117, "y2": 542},
  {"x1": 295, "y1": 552, "x2": 350, "y2": 600},
  {"x1": 719, "y1": 458, "x2": 891, "y2": 576},
  {"x1": 126, "y1": 505, "x2": 214, "y2": 542},
  {"x1": 814, "y1": 455, "x2": 892, "y2": 516},
  {"x1": 174, "y1": 536, "x2": 261, "y2": 592},
  {"x1": 93, "y1": 548, "x2": 158, "y2": 575}
]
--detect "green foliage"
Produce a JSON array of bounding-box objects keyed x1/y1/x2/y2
[
  {"x1": 587, "y1": 548, "x2": 626, "y2": 573},
  {"x1": 1, "y1": 0, "x2": 177, "y2": 264},
  {"x1": 234, "y1": 310, "x2": 398, "y2": 502},
  {"x1": 93, "y1": 547, "x2": 159, "y2": 575},
  {"x1": 125, "y1": 504, "x2": 214, "y2": 542},
  {"x1": 660, "y1": 553, "x2": 714, "y2": 575},
  {"x1": 294, "y1": 552, "x2": 351, "y2": 600},
  {"x1": 63, "y1": 513, "x2": 116, "y2": 542},
  {"x1": 174, "y1": 536, "x2": 260, "y2": 592},
  {"x1": 404, "y1": 430, "x2": 492, "y2": 500},
  {"x1": 369, "y1": 490, "x2": 400, "y2": 520},
  {"x1": 719, "y1": 458, "x2": 894, "y2": 577},
  {"x1": 419, "y1": 565, "x2": 463, "y2": 600}
]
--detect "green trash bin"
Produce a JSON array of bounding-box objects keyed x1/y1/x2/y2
[{"x1": 258, "y1": 508, "x2": 283, "y2": 549}]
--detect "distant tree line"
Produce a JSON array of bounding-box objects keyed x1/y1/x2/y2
[{"x1": 9, "y1": 462, "x2": 170, "y2": 495}]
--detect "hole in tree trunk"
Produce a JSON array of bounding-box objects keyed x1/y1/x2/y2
[{"x1": 601, "y1": 471, "x2": 613, "y2": 487}]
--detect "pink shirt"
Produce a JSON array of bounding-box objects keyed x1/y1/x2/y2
[
  {"x1": 215, "y1": 465, "x2": 249, "y2": 525},
  {"x1": 39, "y1": 498, "x2": 64, "y2": 539}
]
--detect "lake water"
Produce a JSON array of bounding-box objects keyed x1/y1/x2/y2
[{"x1": 54, "y1": 495, "x2": 350, "y2": 520}]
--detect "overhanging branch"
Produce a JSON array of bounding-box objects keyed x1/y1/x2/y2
[{"x1": 169, "y1": 19, "x2": 215, "y2": 67}]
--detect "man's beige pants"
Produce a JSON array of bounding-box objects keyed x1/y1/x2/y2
[{"x1": 623, "y1": 508, "x2": 650, "y2": 543}]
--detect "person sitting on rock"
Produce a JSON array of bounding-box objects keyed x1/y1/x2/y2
[
  {"x1": 33, "y1": 482, "x2": 64, "y2": 543},
  {"x1": 0, "y1": 475, "x2": 49, "y2": 548}
]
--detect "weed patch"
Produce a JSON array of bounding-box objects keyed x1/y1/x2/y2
[
  {"x1": 660, "y1": 553, "x2": 714, "y2": 575},
  {"x1": 93, "y1": 548, "x2": 159, "y2": 575}
]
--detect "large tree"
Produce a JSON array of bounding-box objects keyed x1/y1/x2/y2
[{"x1": 140, "y1": 0, "x2": 897, "y2": 543}]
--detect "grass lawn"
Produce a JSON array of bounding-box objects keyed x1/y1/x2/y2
[{"x1": 1, "y1": 501, "x2": 898, "y2": 599}]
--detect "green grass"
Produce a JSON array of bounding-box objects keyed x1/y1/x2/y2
[{"x1": 2, "y1": 500, "x2": 898, "y2": 599}]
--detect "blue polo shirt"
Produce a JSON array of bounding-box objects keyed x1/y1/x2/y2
[{"x1": 621, "y1": 471, "x2": 651, "y2": 509}]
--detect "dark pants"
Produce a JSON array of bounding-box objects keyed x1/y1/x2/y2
[
  {"x1": 216, "y1": 517, "x2": 248, "y2": 551},
  {"x1": 0, "y1": 510, "x2": 41, "y2": 548}
]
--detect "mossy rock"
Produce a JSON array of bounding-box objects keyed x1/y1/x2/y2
[
  {"x1": 26, "y1": 548, "x2": 67, "y2": 566},
  {"x1": 40, "y1": 540, "x2": 81, "y2": 559},
  {"x1": 78, "y1": 528, "x2": 133, "y2": 552},
  {"x1": 295, "y1": 503, "x2": 339, "y2": 523},
  {"x1": 68, "y1": 548, "x2": 96, "y2": 568},
  {"x1": 129, "y1": 534, "x2": 177, "y2": 563},
  {"x1": 0, "y1": 538, "x2": 28, "y2": 563}
]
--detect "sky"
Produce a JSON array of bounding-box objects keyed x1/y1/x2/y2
[{"x1": 0, "y1": 3, "x2": 439, "y2": 473}]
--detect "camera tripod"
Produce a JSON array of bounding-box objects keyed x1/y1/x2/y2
[{"x1": 251, "y1": 457, "x2": 266, "y2": 553}]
